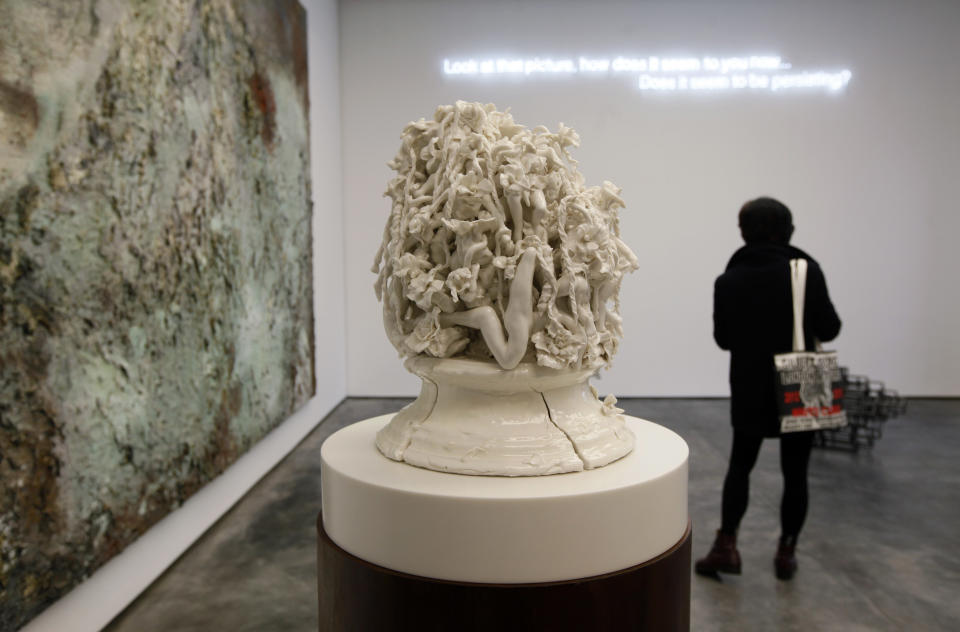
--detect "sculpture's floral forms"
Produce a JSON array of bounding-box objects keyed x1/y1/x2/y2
[{"x1": 374, "y1": 102, "x2": 638, "y2": 370}]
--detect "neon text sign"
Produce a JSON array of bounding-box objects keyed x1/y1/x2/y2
[{"x1": 442, "y1": 54, "x2": 852, "y2": 94}]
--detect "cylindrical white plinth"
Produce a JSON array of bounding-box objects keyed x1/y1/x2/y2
[{"x1": 321, "y1": 415, "x2": 688, "y2": 584}]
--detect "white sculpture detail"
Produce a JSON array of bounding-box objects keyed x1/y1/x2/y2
[{"x1": 373, "y1": 102, "x2": 639, "y2": 476}]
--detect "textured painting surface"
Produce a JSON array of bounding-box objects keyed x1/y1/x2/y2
[{"x1": 0, "y1": 1, "x2": 314, "y2": 628}]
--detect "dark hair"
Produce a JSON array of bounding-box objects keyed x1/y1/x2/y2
[{"x1": 738, "y1": 197, "x2": 793, "y2": 244}]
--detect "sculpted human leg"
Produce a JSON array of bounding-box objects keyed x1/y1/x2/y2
[{"x1": 439, "y1": 248, "x2": 537, "y2": 369}]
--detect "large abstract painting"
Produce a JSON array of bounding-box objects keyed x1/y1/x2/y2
[{"x1": 0, "y1": 1, "x2": 314, "y2": 628}]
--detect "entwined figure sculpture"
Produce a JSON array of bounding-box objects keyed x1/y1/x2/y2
[
  {"x1": 373, "y1": 102, "x2": 639, "y2": 476},
  {"x1": 374, "y1": 101, "x2": 637, "y2": 372}
]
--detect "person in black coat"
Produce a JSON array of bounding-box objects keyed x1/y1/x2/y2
[{"x1": 696, "y1": 197, "x2": 841, "y2": 581}]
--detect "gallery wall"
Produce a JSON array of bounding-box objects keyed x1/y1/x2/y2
[
  {"x1": 310, "y1": 0, "x2": 346, "y2": 403},
  {"x1": 340, "y1": 0, "x2": 960, "y2": 397}
]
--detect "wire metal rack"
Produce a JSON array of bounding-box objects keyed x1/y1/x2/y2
[{"x1": 814, "y1": 368, "x2": 908, "y2": 451}]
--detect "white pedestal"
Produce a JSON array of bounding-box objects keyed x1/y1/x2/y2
[{"x1": 321, "y1": 415, "x2": 688, "y2": 583}]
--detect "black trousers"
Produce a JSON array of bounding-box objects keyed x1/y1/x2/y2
[{"x1": 720, "y1": 429, "x2": 815, "y2": 538}]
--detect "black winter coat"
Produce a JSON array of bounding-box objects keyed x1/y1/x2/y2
[{"x1": 714, "y1": 243, "x2": 841, "y2": 437}]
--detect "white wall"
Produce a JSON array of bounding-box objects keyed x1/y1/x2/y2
[
  {"x1": 341, "y1": 0, "x2": 960, "y2": 397},
  {"x1": 20, "y1": 2, "x2": 345, "y2": 630},
  {"x1": 311, "y1": 0, "x2": 346, "y2": 399}
]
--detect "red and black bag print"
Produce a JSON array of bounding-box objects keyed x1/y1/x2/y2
[{"x1": 774, "y1": 259, "x2": 847, "y2": 433}]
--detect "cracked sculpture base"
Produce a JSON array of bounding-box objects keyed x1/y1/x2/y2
[{"x1": 376, "y1": 357, "x2": 634, "y2": 476}]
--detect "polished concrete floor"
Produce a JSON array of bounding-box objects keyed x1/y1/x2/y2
[{"x1": 106, "y1": 398, "x2": 960, "y2": 631}]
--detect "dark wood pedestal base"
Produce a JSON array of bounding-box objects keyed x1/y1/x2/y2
[{"x1": 317, "y1": 515, "x2": 691, "y2": 631}]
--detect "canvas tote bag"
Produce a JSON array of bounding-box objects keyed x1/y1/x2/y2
[{"x1": 774, "y1": 258, "x2": 848, "y2": 433}]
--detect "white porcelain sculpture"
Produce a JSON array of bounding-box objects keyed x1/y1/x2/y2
[{"x1": 373, "y1": 101, "x2": 638, "y2": 476}]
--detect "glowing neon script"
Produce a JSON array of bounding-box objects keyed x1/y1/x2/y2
[{"x1": 442, "y1": 54, "x2": 852, "y2": 94}]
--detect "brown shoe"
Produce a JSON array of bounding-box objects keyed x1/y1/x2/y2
[
  {"x1": 695, "y1": 530, "x2": 742, "y2": 578},
  {"x1": 774, "y1": 535, "x2": 798, "y2": 580}
]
